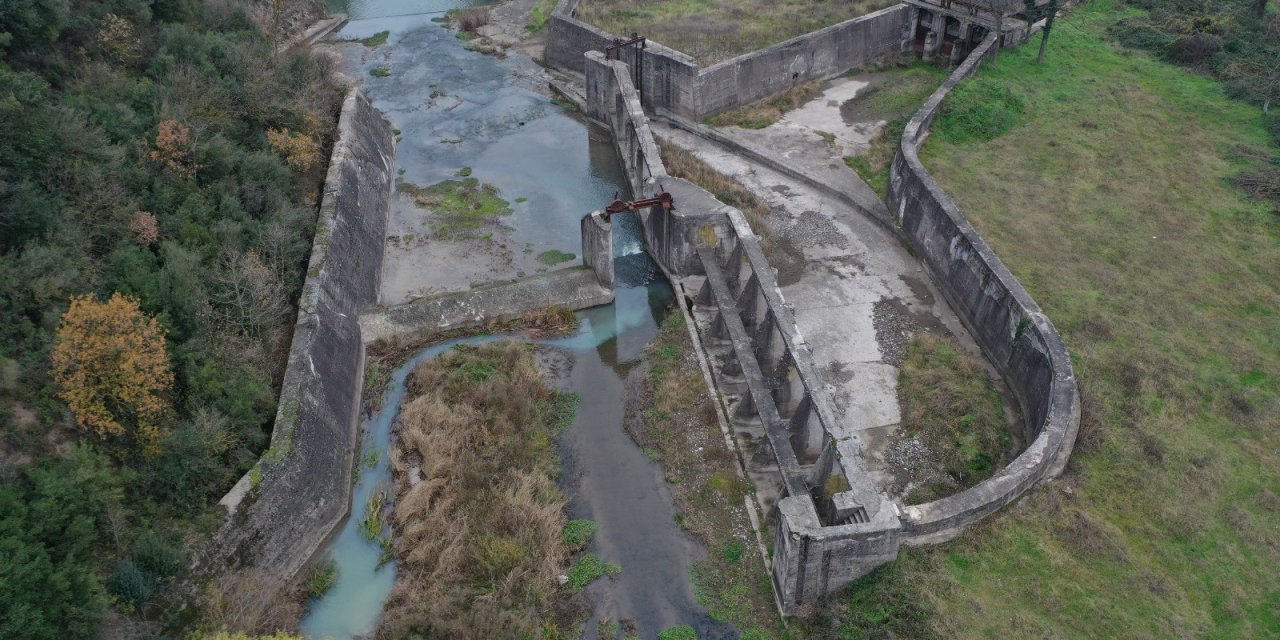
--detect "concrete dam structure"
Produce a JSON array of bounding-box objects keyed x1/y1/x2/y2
[
  {"x1": 186, "y1": 0, "x2": 1076, "y2": 624},
  {"x1": 575, "y1": 18, "x2": 1078, "y2": 614}
]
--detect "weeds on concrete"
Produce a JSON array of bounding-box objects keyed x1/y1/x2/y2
[
  {"x1": 658, "y1": 625, "x2": 698, "y2": 640},
  {"x1": 893, "y1": 333, "x2": 1011, "y2": 504},
  {"x1": 537, "y1": 249, "x2": 577, "y2": 266},
  {"x1": 369, "y1": 66, "x2": 390, "y2": 78},
  {"x1": 840, "y1": 63, "x2": 949, "y2": 197},
  {"x1": 575, "y1": 0, "x2": 897, "y2": 64},
  {"x1": 379, "y1": 342, "x2": 581, "y2": 639},
  {"x1": 705, "y1": 81, "x2": 822, "y2": 129},
  {"x1": 657, "y1": 140, "x2": 772, "y2": 247},
  {"x1": 398, "y1": 177, "x2": 513, "y2": 240},
  {"x1": 628, "y1": 311, "x2": 784, "y2": 638}
]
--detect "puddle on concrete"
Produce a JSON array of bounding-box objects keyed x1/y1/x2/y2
[{"x1": 302, "y1": 6, "x2": 732, "y2": 638}]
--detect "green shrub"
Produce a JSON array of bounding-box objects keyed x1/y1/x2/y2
[
  {"x1": 108, "y1": 560, "x2": 155, "y2": 609},
  {"x1": 131, "y1": 532, "x2": 185, "y2": 578}
]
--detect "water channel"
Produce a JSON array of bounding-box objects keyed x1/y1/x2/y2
[{"x1": 301, "y1": 3, "x2": 736, "y2": 637}]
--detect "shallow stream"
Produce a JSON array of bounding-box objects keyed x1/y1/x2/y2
[{"x1": 301, "y1": 4, "x2": 735, "y2": 638}]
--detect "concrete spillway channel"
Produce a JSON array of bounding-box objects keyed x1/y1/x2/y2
[{"x1": 301, "y1": 3, "x2": 734, "y2": 638}]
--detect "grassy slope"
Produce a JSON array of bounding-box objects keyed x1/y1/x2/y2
[{"x1": 909, "y1": 2, "x2": 1280, "y2": 637}]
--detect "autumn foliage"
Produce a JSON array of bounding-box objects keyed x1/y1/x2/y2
[{"x1": 51, "y1": 293, "x2": 174, "y2": 453}]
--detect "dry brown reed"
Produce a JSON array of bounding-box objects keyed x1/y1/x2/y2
[{"x1": 377, "y1": 341, "x2": 577, "y2": 640}]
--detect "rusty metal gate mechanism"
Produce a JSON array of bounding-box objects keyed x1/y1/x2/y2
[
  {"x1": 602, "y1": 189, "x2": 674, "y2": 221},
  {"x1": 605, "y1": 33, "x2": 646, "y2": 97}
]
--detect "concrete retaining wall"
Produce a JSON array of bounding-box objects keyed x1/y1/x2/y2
[
  {"x1": 584, "y1": 50, "x2": 903, "y2": 613},
  {"x1": 887, "y1": 33, "x2": 1080, "y2": 544},
  {"x1": 584, "y1": 52, "x2": 723, "y2": 276},
  {"x1": 693, "y1": 4, "x2": 910, "y2": 115},
  {"x1": 201, "y1": 89, "x2": 395, "y2": 587},
  {"x1": 547, "y1": 0, "x2": 910, "y2": 118}
]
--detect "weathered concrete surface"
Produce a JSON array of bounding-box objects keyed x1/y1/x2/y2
[
  {"x1": 888, "y1": 33, "x2": 1080, "y2": 543},
  {"x1": 584, "y1": 50, "x2": 902, "y2": 613},
  {"x1": 581, "y1": 210, "x2": 615, "y2": 288},
  {"x1": 358, "y1": 267, "x2": 613, "y2": 344},
  {"x1": 693, "y1": 4, "x2": 911, "y2": 117},
  {"x1": 546, "y1": 0, "x2": 910, "y2": 119},
  {"x1": 203, "y1": 89, "x2": 395, "y2": 588},
  {"x1": 653, "y1": 119, "x2": 988, "y2": 501}
]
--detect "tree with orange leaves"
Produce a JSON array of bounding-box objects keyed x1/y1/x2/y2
[{"x1": 51, "y1": 293, "x2": 174, "y2": 454}]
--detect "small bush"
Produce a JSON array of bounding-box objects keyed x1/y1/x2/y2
[
  {"x1": 370, "y1": 66, "x2": 391, "y2": 77},
  {"x1": 305, "y1": 561, "x2": 339, "y2": 599},
  {"x1": 561, "y1": 519, "x2": 598, "y2": 551},
  {"x1": 457, "y1": 8, "x2": 490, "y2": 33},
  {"x1": 108, "y1": 560, "x2": 155, "y2": 609},
  {"x1": 1165, "y1": 33, "x2": 1222, "y2": 65},
  {"x1": 132, "y1": 532, "x2": 186, "y2": 578}
]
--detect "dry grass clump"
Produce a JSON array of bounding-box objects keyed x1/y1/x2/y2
[
  {"x1": 453, "y1": 7, "x2": 491, "y2": 33},
  {"x1": 705, "y1": 81, "x2": 822, "y2": 129},
  {"x1": 657, "y1": 140, "x2": 771, "y2": 245},
  {"x1": 895, "y1": 333, "x2": 1012, "y2": 504},
  {"x1": 377, "y1": 342, "x2": 579, "y2": 640}
]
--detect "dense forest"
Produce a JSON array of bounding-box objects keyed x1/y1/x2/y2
[{"x1": 0, "y1": 0, "x2": 341, "y2": 636}]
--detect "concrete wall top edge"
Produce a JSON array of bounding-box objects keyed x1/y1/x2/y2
[
  {"x1": 697, "y1": 3, "x2": 910, "y2": 75},
  {"x1": 891, "y1": 33, "x2": 1081, "y2": 538}
]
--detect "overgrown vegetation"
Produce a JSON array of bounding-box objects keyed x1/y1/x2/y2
[
  {"x1": 378, "y1": 342, "x2": 583, "y2": 639},
  {"x1": 892, "y1": 333, "x2": 1011, "y2": 504},
  {"x1": 575, "y1": 0, "x2": 898, "y2": 64},
  {"x1": 630, "y1": 312, "x2": 783, "y2": 638},
  {"x1": 705, "y1": 81, "x2": 821, "y2": 129},
  {"x1": 0, "y1": 0, "x2": 342, "y2": 635},
  {"x1": 886, "y1": 1, "x2": 1280, "y2": 636},
  {"x1": 527, "y1": 0, "x2": 558, "y2": 32},
  {"x1": 1111, "y1": 0, "x2": 1280, "y2": 115},
  {"x1": 657, "y1": 141, "x2": 772, "y2": 245},
  {"x1": 841, "y1": 63, "x2": 950, "y2": 195},
  {"x1": 399, "y1": 177, "x2": 513, "y2": 240}
]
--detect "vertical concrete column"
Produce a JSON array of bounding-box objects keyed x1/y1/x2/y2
[
  {"x1": 580, "y1": 211, "x2": 614, "y2": 288},
  {"x1": 923, "y1": 11, "x2": 945, "y2": 59},
  {"x1": 583, "y1": 51, "x2": 616, "y2": 124}
]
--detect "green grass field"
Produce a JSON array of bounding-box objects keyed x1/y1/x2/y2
[{"x1": 900, "y1": 1, "x2": 1280, "y2": 637}]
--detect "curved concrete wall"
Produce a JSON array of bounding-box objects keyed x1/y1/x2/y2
[
  {"x1": 887, "y1": 34, "x2": 1080, "y2": 544},
  {"x1": 198, "y1": 89, "x2": 396, "y2": 587}
]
